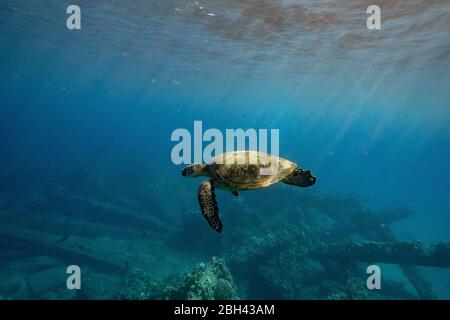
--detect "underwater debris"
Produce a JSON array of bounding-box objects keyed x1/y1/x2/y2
[
  {"x1": 225, "y1": 226, "x2": 298, "y2": 267},
  {"x1": 159, "y1": 257, "x2": 238, "y2": 300},
  {"x1": 209, "y1": 196, "x2": 443, "y2": 299},
  {"x1": 310, "y1": 241, "x2": 450, "y2": 268},
  {"x1": 289, "y1": 191, "x2": 436, "y2": 299},
  {"x1": 26, "y1": 267, "x2": 66, "y2": 296},
  {"x1": 219, "y1": 213, "x2": 322, "y2": 299},
  {"x1": 258, "y1": 246, "x2": 321, "y2": 299},
  {"x1": 326, "y1": 275, "x2": 372, "y2": 300},
  {"x1": 401, "y1": 264, "x2": 436, "y2": 300},
  {"x1": 1, "y1": 170, "x2": 444, "y2": 299},
  {"x1": 369, "y1": 225, "x2": 435, "y2": 300},
  {"x1": 0, "y1": 225, "x2": 128, "y2": 273},
  {"x1": 223, "y1": 212, "x2": 319, "y2": 269}
]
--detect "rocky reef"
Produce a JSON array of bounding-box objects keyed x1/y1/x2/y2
[
  {"x1": 1, "y1": 174, "x2": 449, "y2": 300},
  {"x1": 117, "y1": 267, "x2": 160, "y2": 300},
  {"x1": 159, "y1": 257, "x2": 239, "y2": 300}
]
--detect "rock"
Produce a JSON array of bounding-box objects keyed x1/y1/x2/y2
[
  {"x1": 26, "y1": 267, "x2": 67, "y2": 296},
  {"x1": 80, "y1": 272, "x2": 121, "y2": 300},
  {"x1": 118, "y1": 267, "x2": 158, "y2": 300},
  {"x1": 159, "y1": 257, "x2": 239, "y2": 300}
]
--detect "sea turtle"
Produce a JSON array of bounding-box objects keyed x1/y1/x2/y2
[{"x1": 182, "y1": 151, "x2": 316, "y2": 233}]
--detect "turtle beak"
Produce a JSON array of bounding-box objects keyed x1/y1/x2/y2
[
  {"x1": 304, "y1": 170, "x2": 316, "y2": 186},
  {"x1": 299, "y1": 170, "x2": 316, "y2": 187}
]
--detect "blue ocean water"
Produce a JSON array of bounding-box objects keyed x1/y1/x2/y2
[{"x1": 0, "y1": 1, "x2": 449, "y2": 299}]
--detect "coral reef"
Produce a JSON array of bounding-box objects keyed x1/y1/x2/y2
[
  {"x1": 118, "y1": 267, "x2": 159, "y2": 300},
  {"x1": 79, "y1": 272, "x2": 122, "y2": 300},
  {"x1": 326, "y1": 275, "x2": 372, "y2": 300},
  {"x1": 159, "y1": 257, "x2": 239, "y2": 300},
  {"x1": 1, "y1": 172, "x2": 449, "y2": 300}
]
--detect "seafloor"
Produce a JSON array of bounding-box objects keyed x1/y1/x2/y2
[{"x1": 0, "y1": 168, "x2": 449, "y2": 300}]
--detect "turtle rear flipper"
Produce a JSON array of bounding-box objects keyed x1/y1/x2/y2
[{"x1": 198, "y1": 180, "x2": 223, "y2": 233}]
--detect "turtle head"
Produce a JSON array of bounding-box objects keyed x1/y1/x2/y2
[
  {"x1": 283, "y1": 168, "x2": 317, "y2": 187},
  {"x1": 182, "y1": 164, "x2": 206, "y2": 177}
]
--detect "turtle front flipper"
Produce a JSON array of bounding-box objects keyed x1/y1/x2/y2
[{"x1": 198, "y1": 180, "x2": 223, "y2": 233}]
